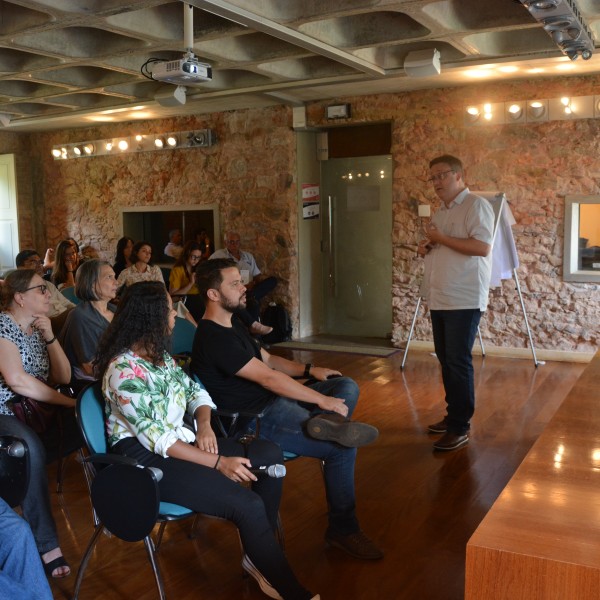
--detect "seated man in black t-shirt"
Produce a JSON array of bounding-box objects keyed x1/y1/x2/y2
[{"x1": 190, "y1": 258, "x2": 382, "y2": 561}]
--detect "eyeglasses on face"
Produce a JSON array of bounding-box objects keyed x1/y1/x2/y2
[
  {"x1": 226, "y1": 239, "x2": 241, "y2": 245},
  {"x1": 24, "y1": 259, "x2": 43, "y2": 265},
  {"x1": 427, "y1": 170, "x2": 455, "y2": 183},
  {"x1": 23, "y1": 284, "x2": 48, "y2": 295},
  {"x1": 189, "y1": 254, "x2": 202, "y2": 260}
]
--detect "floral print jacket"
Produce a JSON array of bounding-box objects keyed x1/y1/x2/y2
[{"x1": 103, "y1": 350, "x2": 216, "y2": 457}]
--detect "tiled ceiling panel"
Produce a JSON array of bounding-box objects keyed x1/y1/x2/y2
[{"x1": 0, "y1": 0, "x2": 598, "y2": 131}]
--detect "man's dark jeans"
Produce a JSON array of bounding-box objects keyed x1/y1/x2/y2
[{"x1": 430, "y1": 309, "x2": 481, "y2": 435}]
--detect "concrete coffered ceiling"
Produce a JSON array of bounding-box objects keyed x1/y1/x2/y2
[{"x1": 2, "y1": 0, "x2": 600, "y2": 132}]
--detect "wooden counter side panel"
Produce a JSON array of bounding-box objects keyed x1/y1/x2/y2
[{"x1": 465, "y1": 546, "x2": 600, "y2": 600}]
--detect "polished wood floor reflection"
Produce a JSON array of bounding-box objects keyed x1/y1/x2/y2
[{"x1": 47, "y1": 350, "x2": 586, "y2": 600}]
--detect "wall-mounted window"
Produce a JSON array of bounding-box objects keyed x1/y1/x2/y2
[
  {"x1": 564, "y1": 196, "x2": 600, "y2": 282},
  {"x1": 120, "y1": 204, "x2": 220, "y2": 264}
]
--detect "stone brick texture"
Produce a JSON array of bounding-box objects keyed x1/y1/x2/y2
[{"x1": 9, "y1": 75, "x2": 600, "y2": 354}]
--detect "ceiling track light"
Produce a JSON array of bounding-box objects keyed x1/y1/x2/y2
[
  {"x1": 51, "y1": 129, "x2": 216, "y2": 160},
  {"x1": 518, "y1": 0, "x2": 594, "y2": 60}
]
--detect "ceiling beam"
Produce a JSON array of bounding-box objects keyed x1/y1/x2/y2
[{"x1": 187, "y1": 0, "x2": 386, "y2": 77}]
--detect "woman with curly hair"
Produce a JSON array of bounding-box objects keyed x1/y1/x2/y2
[
  {"x1": 51, "y1": 239, "x2": 79, "y2": 290},
  {"x1": 95, "y1": 281, "x2": 318, "y2": 600}
]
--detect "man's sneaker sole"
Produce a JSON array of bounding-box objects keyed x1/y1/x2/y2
[
  {"x1": 433, "y1": 435, "x2": 469, "y2": 451},
  {"x1": 241, "y1": 555, "x2": 282, "y2": 600},
  {"x1": 427, "y1": 424, "x2": 447, "y2": 434},
  {"x1": 306, "y1": 417, "x2": 379, "y2": 448}
]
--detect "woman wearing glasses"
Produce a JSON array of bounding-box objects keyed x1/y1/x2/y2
[
  {"x1": 0, "y1": 269, "x2": 75, "y2": 578},
  {"x1": 169, "y1": 241, "x2": 204, "y2": 322}
]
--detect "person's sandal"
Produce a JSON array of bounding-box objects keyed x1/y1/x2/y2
[{"x1": 41, "y1": 554, "x2": 71, "y2": 578}]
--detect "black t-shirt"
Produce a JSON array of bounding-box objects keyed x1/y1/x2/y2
[{"x1": 191, "y1": 319, "x2": 274, "y2": 412}]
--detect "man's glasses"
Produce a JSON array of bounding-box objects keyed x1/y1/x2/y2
[
  {"x1": 189, "y1": 254, "x2": 202, "y2": 261},
  {"x1": 427, "y1": 170, "x2": 455, "y2": 183},
  {"x1": 24, "y1": 259, "x2": 44, "y2": 266},
  {"x1": 23, "y1": 284, "x2": 48, "y2": 295},
  {"x1": 226, "y1": 239, "x2": 241, "y2": 245}
]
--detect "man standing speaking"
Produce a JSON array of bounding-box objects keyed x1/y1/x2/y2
[{"x1": 417, "y1": 155, "x2": 495, "y2": 452}]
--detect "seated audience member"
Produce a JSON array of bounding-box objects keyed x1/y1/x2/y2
[
  {"x1": 0, "y1": 497, "x2": 53, "y2": 600},
  {"x1": 97, "y1": 281, "x2": 318, "y2": 600},
  {"x1": 51, "y1": 239, "x2": 79, "y2": 290},
  {"x1": 59, "y1": 260, "x2": 117, "y2": 393},
  {"x1": 16, "y1": 250, "x2": 74, "y2": 334},
  {"x1": 194, "y1": 228, "x2": 214, "y2": 260},
  {"x1": 191, "y1": 259, "x2": 382, "y2": 561},
  {"x1": 116, "y1": 241, "x2": 164, "y2": 288},
  {"x1": 169, "y1": 243, "x2": 269, "y2": 334},
  {"x1": 163, "y1": 228, "x2": 183, "y2": 261},
  {"x1": 117, "y1": 241, "x2": 196, "y2": 326},
  {"x1": 169, "y1": 241, "x2": 202, "y2": 296},
  {"x1": 169, "y1": 241, "x2": 205, "y2": 323},
  {"x1": 0, "y1": 270, "x2": 75, "y2": 578},
  {"x1": 112, "y1": 236, "x2": 134, "y2": 278},
  {"x1": 210, "y1": 231, "x2": 277, "y2": 321}
]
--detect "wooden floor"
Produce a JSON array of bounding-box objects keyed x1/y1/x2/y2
[{"x1": 47, "y1": 349, "x2": 586, "y2": 600}]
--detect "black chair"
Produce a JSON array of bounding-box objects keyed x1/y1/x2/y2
[
  {"x1": 0, "y1": 436, "x2": 29, "y2": 507},
  {"x1": 73, "y1": 382, "x2": 197, "y2": 600}
]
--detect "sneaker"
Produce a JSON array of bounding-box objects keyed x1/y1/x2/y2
[
  {"x1": 325, "y1": 529, "x2": 384, "y2": 560},
  {"x1": 306, "y1": 414, "x2": 379, "y2": 448},
  {"x1": 433, "y1": 432, "x2": 469, "y2": 451},
  {"x1": 241, "y1": 555, "x2": 282, "y2": 599},
  {"x1": 427, "y1": 418, "x2": 448, "y2": 434}
]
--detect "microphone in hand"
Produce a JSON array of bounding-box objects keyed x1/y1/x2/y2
[{"x1": 248, "y1": 464, "x2": 286, "y2": 478}]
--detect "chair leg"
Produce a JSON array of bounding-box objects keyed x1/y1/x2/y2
[
  {"x1": 187, "y1": 513, "x2": 200, "y2": 539},
  {"x1": 275, "y1": 512, "x2": 286, "y2": 551},
  {"x1": 56, "y1": 409, "x2": 66, "y2": 493},
  {"x1": 154, "y1": 521, "x2": 167, "y2": 551},
  {"x1": 144, "y1": 535, "x2": 167, "y2": 600},
  {"x1": 73, "y1": 523, "x2": 105, "y2": 600}
]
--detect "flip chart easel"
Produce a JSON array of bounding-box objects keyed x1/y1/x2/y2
[{"x1": 401, "y1": 192, "x2": 540, "y2": 369}]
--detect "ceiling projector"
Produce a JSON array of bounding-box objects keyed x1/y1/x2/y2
[{"x1": 151, "y1": 58, "x2": 212, "y2": 85}]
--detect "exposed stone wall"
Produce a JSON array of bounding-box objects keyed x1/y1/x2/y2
[
  {"x1": 307, "y1": 75, "x2": 600, "y2": 353},
  {"x1": 32, "y1": 107, "x2": 299, "y2": 315},
  {"x1": 17, "y1": 74, "x2": 600, "y2": 353}
]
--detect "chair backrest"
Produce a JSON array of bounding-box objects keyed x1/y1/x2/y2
[
  {"x1": 61, "y1": 285, "x2": 80, "y2": 304},
  {"x1": 171, "y1": 316, "x2": 196, "y2": 355},
  {"x1": 76, "y1": 382, "x2": 108, "y2": 455}
]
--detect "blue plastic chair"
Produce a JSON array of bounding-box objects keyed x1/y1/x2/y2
[
  {"x1": 74, "y1": 382, "x2": 196, "y2": 600},
  {"x1": 60, "y1": 285, "x2": 80, "y2": 305},
  {"x1": 171, "y1": 316, "x2": 196, "y2": 355}
]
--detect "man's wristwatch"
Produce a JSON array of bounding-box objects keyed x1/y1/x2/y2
[{"x1": 303, "y1": 363, "x2": 313, "y2": 378}]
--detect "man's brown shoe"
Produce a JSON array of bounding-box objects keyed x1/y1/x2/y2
[
  {"x1": 306, "y1": 414, "x2": 379, "y2": 448},
  {"x1": 325, "y1": 529, "x2": 383, "y2": 560},
  {"x1": 433, "y1": 432, "x2": 469, "y2": 451},
  {"x1": 427, "y1": 418, "x2": 448, "y2": 434}
]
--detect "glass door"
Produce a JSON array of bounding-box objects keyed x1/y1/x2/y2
[{"x1": 321, "y1": 155, "x2": 392, "y2": 337}]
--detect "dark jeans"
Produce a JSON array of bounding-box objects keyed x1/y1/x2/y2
[
  {"x1": 247, "y1": 376, "x2": 361, "y2": 535},
  {"x1": 0, "y1": 498, "x2": 53, "y2": 600},
  {"x1": 113, "y1": 436, "x2": 312, "y2": 600},
  {"x1": 0, "y1": 416, "x2": 59, "y2": 554},
  {"x1": 247, "y1": 276, "x2": 278, "y2": 322},
  {"x1": 430, "y1": 309, "x2": 481, "y2": 435}
]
